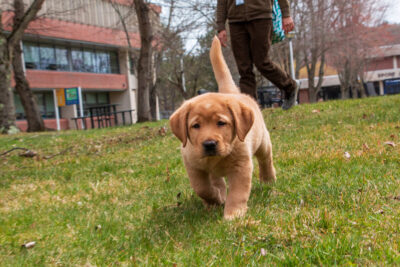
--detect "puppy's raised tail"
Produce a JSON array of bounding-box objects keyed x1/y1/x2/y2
[{"x1": 210, "y1": 36, "x2": 239, "y2": 94}]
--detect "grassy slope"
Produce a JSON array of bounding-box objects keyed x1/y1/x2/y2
[{"x1": 0, "y1": 95, "x2": 399, "y2": 266}]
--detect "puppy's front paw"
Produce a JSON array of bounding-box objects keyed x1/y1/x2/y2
[{"x1": 223, "y1": 206, "x2": 247, "y2": 220}]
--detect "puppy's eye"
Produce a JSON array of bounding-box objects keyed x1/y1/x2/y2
[
  {"x1": 217, "y1": 121, "x2": 227, "y2": 127},
  {"x1": 192, "y1": 123, "x2": 200, "y2": 129}
]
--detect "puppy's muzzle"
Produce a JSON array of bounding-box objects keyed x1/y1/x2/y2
[{"x1": 203, "y1": 140, "x2": 218, "y2": 156}]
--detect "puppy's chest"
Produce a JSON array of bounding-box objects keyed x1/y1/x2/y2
[{"x1": 197, "y1": 157, "x2": 234, "y2": 177}]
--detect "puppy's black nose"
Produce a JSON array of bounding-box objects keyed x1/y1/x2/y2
[{"x1": 203, "y1": 140, "x2": 217, "y2": 153}]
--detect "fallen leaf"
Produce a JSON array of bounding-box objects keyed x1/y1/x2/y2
[
  {"x1": 260, "y1": 248, "x2": 266, "y2": 256},
  {"x1": 362, "y1": 143, "x2": 370, "y2": 150},
  {"x1": 21, "y1": 241, "x2": 36, "y2": 249},
  {"x1": 383, "y1": 141, "x2": 396, "y2": 148},
  {"x1": 158, "y1": 126, "x2": 167, "y2": 136}
]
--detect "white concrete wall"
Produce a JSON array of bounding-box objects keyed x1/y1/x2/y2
[{"x1": 109, "y1": 49, "x2": 137, "y2": 124}]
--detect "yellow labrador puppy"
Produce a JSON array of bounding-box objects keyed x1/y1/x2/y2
[{"x1": 170, "y1": 37, "x2": 276, "y2": 220}]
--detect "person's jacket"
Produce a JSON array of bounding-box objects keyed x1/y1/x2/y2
[{"x1": 216, "y1": 0, "x2": 291, "y2": 32}]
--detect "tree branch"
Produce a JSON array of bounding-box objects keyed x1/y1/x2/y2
[{"x1": 7, "y1": 0, "x2": 45, "y2": 47}]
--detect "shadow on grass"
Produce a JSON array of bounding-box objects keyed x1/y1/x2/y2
[{"x1": 141, "y1": 182, "x2": 274, "y2": 244}]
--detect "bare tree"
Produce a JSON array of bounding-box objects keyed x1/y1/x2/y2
[
  {"x1": 133, "y1": 0, "x2": 153, "y2": 122},
  {"x1": 294, "y1": 0, "x2": 336, "y2": 102},
  {"x1": 329, "y1": 0, "x2": 388, "y2": 99},
  {"x1": 12, "y1": 0, "x2": 45, "y2": 132},
  {"x1": 0, "y1": 0, "x2": 45, "y2": 134}
]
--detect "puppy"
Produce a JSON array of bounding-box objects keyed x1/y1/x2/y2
[{"x1": 170, "y1": 37, "x2": 276, "y2": 220}]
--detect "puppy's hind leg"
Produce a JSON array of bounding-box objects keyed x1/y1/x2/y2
[
  {"x1": 187, "y1": 169, "x2": 225, "y2": 206},
  {"x1": 255, "y1": 135, "x2": 276, "y2": 184}
]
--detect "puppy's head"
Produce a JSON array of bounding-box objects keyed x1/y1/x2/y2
[{"x1": 170, "y1": 94, "x2": 254, "y2": 157}]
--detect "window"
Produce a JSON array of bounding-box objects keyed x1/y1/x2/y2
[
  {"x1": 39, "y1": 45, "x2": 56, "y2": 70},
  {"x1": 24, "y1": 43, "x2": 40, "y2": 69},
  {"x1": 14, "y1": 92, "x2": 55, "y2": 119},
  {"x1": 96, "y1": 51, "x2": 111, "y2": 73},
  {"x1": 83, "y1": 92, "x2": 110, "y2": 107},
  {"x1": 71, "y1": 48, "x2": 84, "y2": 72},
  {"x1": 83, "y1": 49, "x2": 95, "y2": 72},
  {"x1": 85, "y1": 92, "x2": 97, "y2": 105},
  {"x1": 23, "y1": 41, "x2": 120, "y2": 74},
  {"x1": 110, "y1": 52, "x2": 119, "y2": 74},
  {"x1": 55, "y1": 46, "x2": 70, "y2": 71},
  {"x1": 14, "y1": 94, "x2": 25, "y2": 120}
]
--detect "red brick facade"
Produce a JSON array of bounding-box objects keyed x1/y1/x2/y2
[
  {"x1": 2, "y1": 12, "x2": 141, "y2": 48},
  {"x1": 366, "y1": 57, "x2": 394, "y2": 71}
]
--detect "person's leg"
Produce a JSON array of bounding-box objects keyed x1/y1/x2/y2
[
  {"x1": 247, "y1": 19, "x2": 298, "y2": 108},
  {"x1": 229, "y1": 22, "x2": 257, "y2": 99}
]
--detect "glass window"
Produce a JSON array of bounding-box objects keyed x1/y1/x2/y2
[
  {"x1": 96, "y1": 51, "x2": 111, "y2": 73},
  {"x1": 55, "y1": 46, "x2": 70, "y2": 71},
  {"x1": 39, "y1": 45, "x2": 56, "y2": 70},
  {"x1": 35, "y1": 93, "x2": 45, "y2": 116},
  {"x1": 44, "y1": 92, "x2": 55, "y2": 118},
  {"x1": 85, "y1": 93, "x2": 97, "y2": 105},
  {"x1": 23, "y1": 42, "x2": 40, "y2": 69},
  {"x1": 97, "y1": 92, "x2": 109, "y2": 104},
  {"x1": 83, "y1": 49, "x2": 95, "y2": 72},
  {"x1": 23, "y1": 42, "x2": 120, "y2": 74},
  {"x1": 14, "y1": 92, "x2": 55, "y2": 119},
  {"x1": 71, "y1": 48, "x2": 84, "y2": 72},
  {"x1": 14, "y1": 94, "x2": 25, "y2": 120},
  {"x1": 110, "y1": 52, "x2": 119, "y2": 73}
]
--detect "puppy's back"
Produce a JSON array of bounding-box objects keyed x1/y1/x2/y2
[{"x1": 210, "y1": 37, "x2": 240, "y2": 95}]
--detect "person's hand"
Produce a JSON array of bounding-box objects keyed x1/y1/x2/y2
[
  {"x1": 282, "y1": 17, "x2": 295, "y2": 34},
  {"x1": 218, "y1": 30, "x2": 228, "y2": 47}
]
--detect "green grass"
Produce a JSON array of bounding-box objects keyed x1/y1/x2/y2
[{"x1": 1, "y1": 95, "x2": 400, "y2": 266}]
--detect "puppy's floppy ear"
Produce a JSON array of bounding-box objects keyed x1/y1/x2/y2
[
  {"x1": 169, "y1": 102, "x2": 191, "y2": 147},
  {"x1": 228, "y1": 101, "x2": 254, "y2": 142}
]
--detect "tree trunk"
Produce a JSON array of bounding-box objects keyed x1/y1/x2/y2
[
  {"x1": 0, "y1": 39, "x2": 17, "y2": 134},
  {"x1": 12, "y1": 42, "x2": 45, "y2": 131},
  {"x1": 134, "y1": 0, "x2": 153, "y2": 122},
  {"x1": 0, "y1": 0, "x2": 45, "y2": 134},
  {"x1": 12, "y1": 0, "x2": 45, "y2": 132}
]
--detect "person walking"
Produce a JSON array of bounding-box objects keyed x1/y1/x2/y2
[{"x1": 217, "y1": 0, "x2": 298, "y2": 110}]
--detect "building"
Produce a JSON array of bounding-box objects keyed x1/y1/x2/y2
[
  {"x1": 1, "y1": 0, "x2": 161, "y2": 130},
  {"x1": 297, "y1": 44, "x2": 400, "y2": 103}
]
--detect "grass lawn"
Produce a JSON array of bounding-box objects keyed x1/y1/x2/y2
[{"x1": 1, "y1": 95, "x2": 400, "y2": 266}]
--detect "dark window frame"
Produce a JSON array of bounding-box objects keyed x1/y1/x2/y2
[{"x1": 23, "y1": 41, "x2": 120, "y2": 74}]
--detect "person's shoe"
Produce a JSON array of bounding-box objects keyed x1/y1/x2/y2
[{"x1": 282, "y1": 80, "x2": 299, "y2": 110}]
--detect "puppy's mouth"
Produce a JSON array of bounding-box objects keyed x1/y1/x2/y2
[{"x1": 203, "y1": 150, "x2": 218, "y2": 157}]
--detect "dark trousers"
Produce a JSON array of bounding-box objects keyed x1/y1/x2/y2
[{"x1": 229, "y1": 19, "x2": 296, "y2": 99}]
